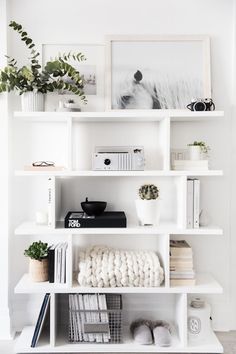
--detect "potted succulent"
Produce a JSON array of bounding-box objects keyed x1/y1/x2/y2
[
  {"x1": 135, "y1": 184, "x2": 161, "y2": 226},
  {"x1": 188, "y1": 141, "x2": 210, "y2": 160},
  {"x1": 0, "y1": 21, "x2": 87, "y2": 111},
  {"x1": 24, "y1": 241, "x2": 49, "y2": 282}
]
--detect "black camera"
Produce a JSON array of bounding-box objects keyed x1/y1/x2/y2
[{"x1": 187, "y1": 98, "x2": 215, "y2": 111}]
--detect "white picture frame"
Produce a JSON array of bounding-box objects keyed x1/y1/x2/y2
[
  {"x1": 42, "y1": 43, "x2": 105, "y2": 111},
  {"x1": 105, "y1": 35, "x2": 211, "y2": 111}
]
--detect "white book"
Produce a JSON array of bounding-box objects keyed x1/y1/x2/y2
[
  {"x1": 74, "y1": 295, "x2": 82, "y2": 341},
  {"x1": 98, "y1": 294, "x2": 110, "y2": 342},
  {"x1": 54, "y1": 244, "x2": 58, "y2": 283},
  {"x1": 47, "y1": 177, "x2": 55, "y2": 227},
  {"x1": 173, "y1": 160, "x2": 208, "y2": 171},
  {"x1": 69, "y1": 295, "x2": 77, "y2": 341},
  {"x1": 83, "y1": 294, "x2": 94, "y2": 342},
  {"x1": 193, "y1": 179, "x2": 200, "y2": 228},
  {"x1": 54, "y1": 243, "x2": 62, "y2": 283},
  {"x1": 58, "y1": 245, "x2": 62, "y2": 283},
  {"x1": 72, "y1": 295, "x2": 79, "y2": 342},
  {"x1": 68, "y1": 295, "x2": 73, "y2": 341},
  {"x1": 60, "y1": 243, "x2": 64, "y2": 283},
  {"x1": 61, "y1": 243, "x2": 67, "y2": 283},
  {"x1": 65, "y1": 243, "x2": 70, "y2": 286},
  {"x1": 187, "y1": 179, "x2": 194, "y2": 228},
  {"x1": 90, "y1": 295, "x2": 102, "y2": 343},
  {"x1": 78, "y1": 294, "x2": 88, "y2": 342}
]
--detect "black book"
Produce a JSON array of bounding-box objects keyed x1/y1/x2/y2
[
  {"x1": 31, "y1": 293, "x2": 50, "y2": 347},
  {"x1": 64, "y1": 211, "x2": 127, "y2": 228},
  {"x1": 48, "y1": 245, "x2": 56, "y2": 283}
]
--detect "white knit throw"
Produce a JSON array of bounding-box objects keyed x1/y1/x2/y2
[{"x1": 77, "y1": 245, "x2": 164, "y2": 287}]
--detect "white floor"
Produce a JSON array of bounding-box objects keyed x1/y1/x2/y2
[{"x1": 0, "y1": 332, "x2": 235, "y2": 354}]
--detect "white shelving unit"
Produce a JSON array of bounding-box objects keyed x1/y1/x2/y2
[{"x1": 14, "y1": 109, "x2": 224, "y2": 353}]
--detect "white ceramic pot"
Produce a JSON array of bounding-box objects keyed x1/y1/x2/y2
[
  {"x1": 188, "y1": 145, "x2": 201, "y2": 160},
  {"x1": 135, "y1": 199, "x2": 161, "y2": 226},
  {"x1": 64, "y1": 102, "x2": 81, "y2": 112},
  {"x1": 29, "y1": 258, "x2": 48, "y2": 282},
  {"x1": 21, "y1": 91, "x2": 44, "y2": 112}
]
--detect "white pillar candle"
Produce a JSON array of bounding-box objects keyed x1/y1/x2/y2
[{"x1": 35, "y1": 211, "x2": 48, "y2": 225}]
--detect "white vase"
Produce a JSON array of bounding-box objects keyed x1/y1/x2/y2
[
  {"x1": 21, "y1": 91, "x2": 44, "y2": 112},
  {"x1": 199, "y1": 210, "x2": 211, "y2": 227},
  {"x1": 188, "y1": 146, "x2": 201, "y2": 160},
  {"x1": 135, "y1": 199, "x2": 161, "y2": 226}
]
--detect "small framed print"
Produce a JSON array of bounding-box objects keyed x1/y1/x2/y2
[{"x1": 42, "y1": 43, "x2": 105, "y2": 111}]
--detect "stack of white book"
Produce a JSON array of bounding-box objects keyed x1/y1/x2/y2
[
  {"x1": 173, "y1": 160, "x2": 208, "y2": 171},
  {"x1": 187, "y1": 178, "x2": 200, "y2": 228},
  {"x1": 170, "y1": 240, "x2": 195, "y2": 286},
  {"x1": 69, "y1": 294, "x2": 110, "y2": 343},
  {"x1": 48, "y1": 243, "x2": 68, "y2": 284}
]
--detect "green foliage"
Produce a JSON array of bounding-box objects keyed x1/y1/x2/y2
[
  {"x1": 188, "y1": 141, "x2": 210, "y2": 154},
  {"x1": 0, "y1": 21, "x2": 87, "y2": 102},
  {"x1": 139, "y1": 184, "x2": 159, "y2": 200},
  {"x1": 24, "y1": 241, "x2": 49, "y2": 261}
]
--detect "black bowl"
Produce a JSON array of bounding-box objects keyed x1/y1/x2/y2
[{"x1": 81, "y1": 198, "x2": 107, "y2": 216}]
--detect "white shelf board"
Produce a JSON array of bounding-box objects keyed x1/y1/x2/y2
[
  {"x1": 14, "y1": 109, "x2": 224, "y2": 122},
  {"x1": 15, "y1": 326, "x2": 223, "y2": 353},
  {"x1": 15, "y1": 169, "x2": 223, "y2": 177},
  {"x1": 15, "y1": 221, "x2": 223, "y2": 236},
  {"x1": 14, "y1": 274, "x2": 69, "y2": 293},
  {"x1": 15, "y1": 273, "x2": 223, "y2": 294}
]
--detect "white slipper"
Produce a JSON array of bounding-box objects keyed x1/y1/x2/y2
[
  {"x1": 130, "y1": 319, "x2": 153, "y2": 345},
  {"x1": 152, "y1": 321, "x2": 171, "y2": 347}
]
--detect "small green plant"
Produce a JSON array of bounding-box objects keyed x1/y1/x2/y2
[
  {"x1": 24, "y1": 241, "x2": 49, "y2": 261},
  {"x1": 0, "y1": 21, "x2": 87, "y2": 102},
  {"x1": 139, "y1": 184, "x2": 159, "y2": 200},
  {"x1": 188, "y1": 141, "x2": 210, "y2": 154}
]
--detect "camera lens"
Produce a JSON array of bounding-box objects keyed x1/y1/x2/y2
[
  {"x1": 104, "y1": 158, "x2": 111, "y2": 165},
  {"x1": 193, "y1": 101, "x2": 206, "y2": 111}
]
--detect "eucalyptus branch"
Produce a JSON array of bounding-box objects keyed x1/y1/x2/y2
[{"x1": 0, "y1": 21, "x2": 87, "y2": 102}]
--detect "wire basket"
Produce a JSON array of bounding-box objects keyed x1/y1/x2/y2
[{"x1": 68, "y1": 294, "x2": 122, "y2": 343}]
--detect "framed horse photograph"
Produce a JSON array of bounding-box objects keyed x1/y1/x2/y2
[{"x1": 105, "y1": 35, "x2": 211, "y2": 111}]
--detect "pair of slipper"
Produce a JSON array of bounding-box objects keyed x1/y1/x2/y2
[{"x1": 130, "y1": 319, "x2": 172, "y2": 347}]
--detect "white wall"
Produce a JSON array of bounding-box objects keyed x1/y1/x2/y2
[
  {"x1": 0, "y1": 0, "x2": 13, "y2": 340},
  {"x1": 7, "y1": 0, "x2": 235, "y2": 332}
]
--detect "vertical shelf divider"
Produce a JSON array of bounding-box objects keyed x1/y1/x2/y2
[
  {"x1": 176, "y1": 176, "x2": 187, "y2": 228},
  {"x1": 175, "y1": 293, "x2": 188, "y2": 348},
  {"x1": 66, "y1": 116, "x2": 73, "y2": 170},
  {"x1": 159, "y1": 116, "x2": 170, "y2": 170},
  {"x1": 50, "y1": 293, "x2": 56, "y2": 347},
  {"x1": 164, "y1": 234, "x2": 170, "y2": 288},
  {"x1": 67, "y1": 234, "x2": 73, "y2": 288}
]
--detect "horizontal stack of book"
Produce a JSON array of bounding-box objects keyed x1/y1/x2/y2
[
  {"x1": 170, "y1": 240, "x2": 196, "y2": 286},
  {"x1": 48, "y1": 243, "x2": 68, "y2": 283},
  {"x1": 173, "y1": 160, "x2": 208, "y2": 171},
  {"x1": 187, "y1": 178, "x2": 200, "y2": 228}
]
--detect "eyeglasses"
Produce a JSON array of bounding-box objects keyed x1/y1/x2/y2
[{"x1": 32, "y1": 161, "x2": 55, "y2": 167}]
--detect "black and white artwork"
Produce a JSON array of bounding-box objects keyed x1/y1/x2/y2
[
  {"x1": 43, "y1": 44, "x2": 105, "y2": 111},
  {"x1": 59, "y1": 65, "x2": 97, "y2": 95},
  {"x1": 108, "y1": 37, "x2": 211, "y2": 110}
]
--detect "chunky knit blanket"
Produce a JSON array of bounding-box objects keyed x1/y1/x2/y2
[{"x1": 77, "y1": 245, "x2": 164, "y2": 287}]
